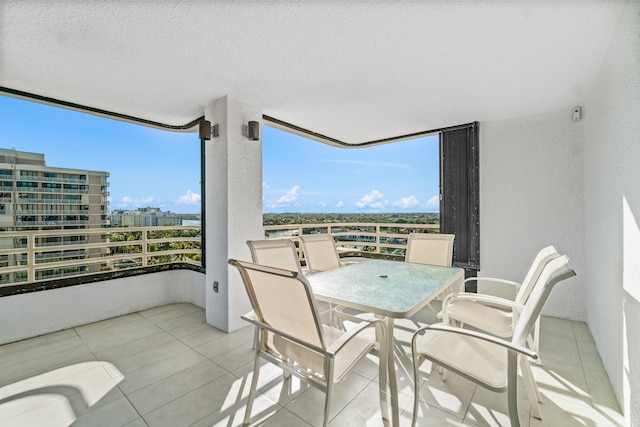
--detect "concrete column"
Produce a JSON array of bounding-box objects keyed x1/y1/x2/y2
[{"x1": 204, "y1": 96, "x2": 263, "y2": 332}]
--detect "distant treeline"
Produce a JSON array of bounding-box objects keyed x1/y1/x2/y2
[{"x1": 263, "y1": 212, "x2": 439, "y2": 226}]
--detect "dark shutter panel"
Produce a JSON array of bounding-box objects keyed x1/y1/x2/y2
[{"x1": 440, "y1": 123, "x2": 480, "y2": 282}]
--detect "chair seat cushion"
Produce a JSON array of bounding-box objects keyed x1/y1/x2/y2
[
  {"x1": 415, "y1": 324, "x2": 508, "y2": 391},
  {"x1": 445, "y1": 300, "x2": 514, "y2": 337}
]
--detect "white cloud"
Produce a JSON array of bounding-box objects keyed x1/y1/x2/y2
[
  {"x1": 264, "y1": 185, "x2": 301, "y2": 208},
  {"x1": 175, "y1": 190, "x2": 201, "y2": 206},
  {"x1": 392, "y1": 195, "x2": 419, "y2": 209},
  {"x1": 426, "y1": 195, "x2": 440, "y2": 209},
  {"x1": 117, "y1": 195, "x2": 160, "y2": 209},
  {"x1": 355, "y1": 189, "x2": 389, "y2": 209},
  {"x1": 335, "y1": 201, "x2": 344, "y2": 208}
]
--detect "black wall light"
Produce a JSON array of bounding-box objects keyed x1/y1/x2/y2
[
  {"x1": 199, "y1": 120, "x2": 212, "y2": 140},
  {"x1": 247, "y1": 121, "x2": 260, "y2": 141}
]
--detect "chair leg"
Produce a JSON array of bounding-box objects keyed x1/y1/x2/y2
[
  {"x1": 506, "y1": 350, "x2": 521, "y2": 427},
  {"x1": 252, "y1": 326, "x2": 258, "y2": 350},
  {"x1": 520, "y1": 355, "x2": 542, "y2": 418},
  {"x1": 323, "y1": 372, "x2": 334, "y2": 427},
  {"x1": 523, "y1": 355, "x2": 542, "y2": 403},
  {"x1": 244, "y1": 349, "x2": 262, "y2": 426},
  {"x1": 532, "y1": 318, "x2": 542, "y2": 365},
  {"x1": 411, "y1": 351, "x2": 421, "y2": 427},
  {"x1": 410, "y1": 329, "x2": 426, "y2": 427}
]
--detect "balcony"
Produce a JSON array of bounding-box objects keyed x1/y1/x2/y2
[
  {"x1": 0, "y1": 226, "x2": 201, "y2": 287},
  {"x1": 0, "y1": 223, "x2": 625, "y2": 425},
  {"x1": 0, "y1": 302, "x2": 623, "y2": 426}
]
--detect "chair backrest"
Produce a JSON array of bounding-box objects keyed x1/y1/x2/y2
[
  {"x1": 511, "y1": 255, "x2": 575, "y2": 347},
  {"x1": 298, "y1": 234, "x2": 342, "y2": 272},
  {"x1": 514, "y1": 245, "x2": 561, "y2": 304},
  {"x1": 229, "y1": 259, "x2": 328, "y2": 373},
  {"x1": 404, "y1": 233, "x2": 455, "y2": 267},
  {"x1": 246, "y1": 238, "x2": 303, "y2": 274}
]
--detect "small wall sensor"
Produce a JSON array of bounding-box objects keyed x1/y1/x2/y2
[{"x1": 572, "y1": 106, "x2": 581, "y2": 122}]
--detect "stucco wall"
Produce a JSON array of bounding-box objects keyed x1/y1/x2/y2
[
  {"x1": 205, "y1": 96, "x2": 263, "y2": 333},
  {"x1": 480, "y1": 109, "x2": 585, "y2": 321},
  {"x1": 583, "y1": 0, "x2": 640, "y2": 419},
  {"x1": 0, "y1": 270, "x2": 206, "y2": 345}
]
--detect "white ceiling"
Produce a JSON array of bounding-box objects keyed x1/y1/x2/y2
[{"x1": 1, "y1": 1, "x2": 625, "y2": 144}]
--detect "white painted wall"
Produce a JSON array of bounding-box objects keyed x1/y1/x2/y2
[
  {"x1": 205, "y1": 96, "x2": 263, "y2": 333},
  {"x1": 480, "y1": 109, "x2": 586, "y2": 320},
  {"x1": 583, "y1": 0, "x2": 640, "y2": 421},
  {"x1": 0, "y1": 269, "x2": 206, "y2": 345}
]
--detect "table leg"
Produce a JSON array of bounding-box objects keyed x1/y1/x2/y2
[{"x1": 386, "y1": 317, "x2": 399, "y2": 427}]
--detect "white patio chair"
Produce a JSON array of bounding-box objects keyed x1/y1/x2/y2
[
  {"x1": 404, "y1": 232, "x2": 455, "y2": 267},
  {"x1": 298, "y1": 233, "x2": 373, "y2": 328},
  {"x1": 404, "y1": 232, "x2": 456, "y2": 309},
  {"x1": 246, "y1": 238, "x2": 304, "y2": 274},
  {"x1": 411, "y1": 255, "x2": 575, "y2": 427},
  {"x1": 297, "y1": 233, "x2": 342, "y2": 274},
  {"x1": 441, "y1": 245, "x2": 560, "y2": 356},
  {"x1": 246, "y1": 238, "x2": 332, "y2": 346},
  {"x1": 229, "y1": 259, "x2": 390, "y2": 427}
]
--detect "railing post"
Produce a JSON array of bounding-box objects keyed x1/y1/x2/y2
[
  {"x1": 28, "y1": 233, "x2": 36, "y2": 283},
  {"x1": 142, "y1": 229, "x2": 148, "y2": 267}
]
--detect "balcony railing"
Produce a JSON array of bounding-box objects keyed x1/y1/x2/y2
[
  {"x1": 0, "y1": 226, "x2": 202, "y2": 286},
  {"x1": 0, "y1": 222, "x2": 437, "y2": 289},
  {"x1": 264, "y1": 222, "x2": 440, "y2": 256}
]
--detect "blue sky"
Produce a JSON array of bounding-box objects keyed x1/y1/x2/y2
[
  {"x1": 1, "y1": 95, "x2": 440, "y2": 214},
  {"x1": 263, "y1": 126, "x2": 440, "y2": 213},
  {"x1": 1, "y1": 95, "x2": 201, "y2": 214}
]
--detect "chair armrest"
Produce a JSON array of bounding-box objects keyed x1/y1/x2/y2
[
  {"x1": 462, "y1": 276, "x2": 521, "y2": 294},
  {"x1": 326, "y1": 317, "x2": 386, "y2": 356},
  {"x1": 412, "y1": 323, "x2": 538, "y2": 360},
  {"x1": 443, "y1": 292, "x2": 524, "y2": 311},
  {"x1": 441, "y1": 293, "x2": 524, "y2": 324}
]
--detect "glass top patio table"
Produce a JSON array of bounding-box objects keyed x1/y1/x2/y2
[{"x1": 306, "y1": 259, "x2": 464, "y2": 318}]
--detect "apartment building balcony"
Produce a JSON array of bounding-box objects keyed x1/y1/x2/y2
[
  {"x1": 15, "y1": 175, "x2": 89, "y2": 185},
  {"x1": 15, "y1": 198, "x2": 87, "y2": 205}
]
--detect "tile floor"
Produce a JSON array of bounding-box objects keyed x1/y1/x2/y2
[{"x1": 0, "y1": 303, "x2": 624, "y2": 426}]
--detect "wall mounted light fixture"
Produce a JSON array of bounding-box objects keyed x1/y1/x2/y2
[
  {"x1": 199, "y1": 120, "x2": 212, "y2": 140},
  {"x1": 247, "y1": 121, "x2": 260, "y2": 141}
]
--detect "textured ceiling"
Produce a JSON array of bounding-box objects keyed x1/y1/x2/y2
[{"x1": 1, "y1": 1, "x2": 625, "y2": 144}]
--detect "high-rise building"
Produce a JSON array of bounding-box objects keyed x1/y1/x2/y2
[
  {"x1": 110, "y1": 207, "x2": 185, "y2": 227},
  {"x1": 0, "y1": 148, "x2": 109, "y2": 282}
]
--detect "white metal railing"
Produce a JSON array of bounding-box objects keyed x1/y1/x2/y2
[
  {"x1": 16, "y1": 175, "x2": 88, "y2": 184},
  {"x1": 13, "y1": 187, "x2": 89, "y2": 194},
  {"x1": 263, "y1": 222, "x2": 440, "y2": 256},
  {"x1": 0, "y1": 226, "x2": 201, "y2": 286},
  {"x1": 0, "y1": 222, "x2": 437, "y2": 288}
]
